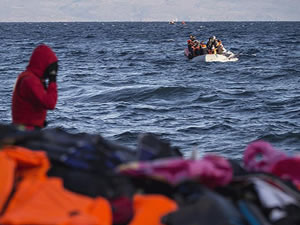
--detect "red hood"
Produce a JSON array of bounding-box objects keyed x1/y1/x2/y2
[{"x1": 27, "y1": 44, "x2": 58, "y2": 78}]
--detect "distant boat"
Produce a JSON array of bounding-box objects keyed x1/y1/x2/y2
[
  {"x1": 169, "y1": 18, "x2": 178, "y2": 25},
  {"x1": 184, "y1": 48, "x2": 238, "y2": 62}
]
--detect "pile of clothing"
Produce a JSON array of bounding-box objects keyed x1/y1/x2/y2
[{"x1": 0, "y1": 124, "x2": 299, "y2": 225}]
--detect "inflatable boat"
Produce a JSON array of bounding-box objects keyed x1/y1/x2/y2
[{"x1": 184, "y1": 48, "x2": 238, "y2": 62}]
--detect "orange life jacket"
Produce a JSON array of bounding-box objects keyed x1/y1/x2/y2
[
  {"x1": 0, "y1": 146, "x2": 112, "y2": 225},
  {"x1": 128, "y1": 194, "x2": 178, "y2": 225},
  {"x1": 216, "y1": 40, "x2": 222, "y2": 47}
]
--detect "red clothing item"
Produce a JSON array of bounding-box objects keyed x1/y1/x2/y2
[{"x1": 12, "y1": 44, "x2": 58, "y2": 128}]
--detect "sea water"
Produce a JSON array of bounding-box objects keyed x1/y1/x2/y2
[{"x1": 0, "y1": 22, "x2": 299, "y2": 158}]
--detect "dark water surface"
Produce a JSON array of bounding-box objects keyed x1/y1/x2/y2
[{"x1": 0, "y1": 22, "x2": 299, "y2": 158}]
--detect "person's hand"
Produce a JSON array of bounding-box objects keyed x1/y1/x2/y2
[
  {"x1": 48, "y1": 70, "x2": 57, "y2": 83},
  {"x1": 44, "y1": 62, "x2": 58, "y2": 83}
]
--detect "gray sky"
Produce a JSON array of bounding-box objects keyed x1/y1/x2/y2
[{"x1": 0, "y1": 0, "x2": 299, "y2": 22}]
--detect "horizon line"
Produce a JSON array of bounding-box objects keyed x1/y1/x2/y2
[{"x1": 0, "y1": 20, "x2": 299, "y2": 23}]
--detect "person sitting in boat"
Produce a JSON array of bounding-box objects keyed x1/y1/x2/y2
[
  {"x1": 187, "y1": 35, "x2": 197, "y2": 57},
  {"x1": 216, "y1": 39, "x2": 226, "y2": 54},
  {"x1": 195, "y1": 41, "x2": 203, "y2": 56},
  {"x1": 187, "y1": 39, "x2": 193, "y2": 53},
  {"x1": 199, "y1": 41, "x2": 208, "y2": 55},
  {"x1": 187, "y1": 35, "x2": 196, "y2": 46},
  {"x1": 207, "y1": 36, "x2": 218, "y2": 54}
]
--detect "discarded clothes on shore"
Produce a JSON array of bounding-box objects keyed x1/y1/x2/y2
[{"x1": 0, "y1": 123, "x2": 299, "y2": 225}]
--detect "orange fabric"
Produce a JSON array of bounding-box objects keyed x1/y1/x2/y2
[
  {"x1": 129, "y1": 194, "x2": 178, "y2": 225},
  {"x1": 0, "y1": 146, "x2": 112, "y2": 225},
  {"x1": 4, "y1": 146, "x2": 50, "y2": 179},
  {"x1": 0, "y1": 152, "x2": 16, "y2": 213}
]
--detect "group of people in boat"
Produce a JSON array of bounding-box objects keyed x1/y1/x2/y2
[{"x1": 186, "y1": 35, "x2": 226, "y2": 59}]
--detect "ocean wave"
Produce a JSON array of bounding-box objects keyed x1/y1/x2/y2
[{"x1": 1, "y1": 21, "x2": 300, "y2": 158}]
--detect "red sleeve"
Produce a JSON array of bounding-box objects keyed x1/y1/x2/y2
[{"x1": 22, "y1": 76, "x2": 57, "y2": 110}]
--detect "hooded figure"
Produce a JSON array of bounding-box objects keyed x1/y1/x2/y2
[{"x1": 12, "y1": 44, "x2": 58, "y2": 130}]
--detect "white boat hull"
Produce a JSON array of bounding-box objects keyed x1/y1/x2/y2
[
  {"x1": 193, "y1": 52, "x2": 238, "y2": 62},
  {"x1": 184, "y1": 48, "x2": 238, "y2": 62}
]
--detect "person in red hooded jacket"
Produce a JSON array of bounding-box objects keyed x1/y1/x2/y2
[{"x1": 12, "y1": 44, "x2": 58, "y2": 130}]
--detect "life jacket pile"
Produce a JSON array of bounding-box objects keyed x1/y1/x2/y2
[{"x1": 0, "y1": 123, "x2": 300, "y2": 225}]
